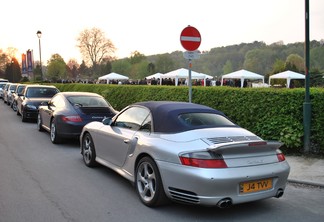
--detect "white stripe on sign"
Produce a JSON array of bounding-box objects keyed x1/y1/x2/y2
[{"x1": 181, "y1": 36, "x2": 201, "y2": 42}]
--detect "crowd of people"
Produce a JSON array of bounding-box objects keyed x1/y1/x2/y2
[{"x1": 97, "y1": 77, "x2": 225, "y2": 87}]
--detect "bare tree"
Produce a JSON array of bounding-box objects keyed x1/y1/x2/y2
[{"x1": 77, "y1": 27, "x2": 116, "y2": 67}]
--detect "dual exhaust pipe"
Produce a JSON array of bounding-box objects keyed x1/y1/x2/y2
[
  {"x1": 216, "y1": 189, "x2": 284, "y2": 208},
  {"x1": 217, "y1": 198, "x2": 232, "y2": 208}
]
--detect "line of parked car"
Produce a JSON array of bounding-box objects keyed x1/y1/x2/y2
[
  {"x1": 0, "y1": 81, "x2": 290, "y2": 208},
  {"x1": 1, "y1": 81, "x2": 117, "y2": 143}
]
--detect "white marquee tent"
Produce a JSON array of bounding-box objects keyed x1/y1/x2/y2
[
  {"x1": 98, "y1": 72, "x2": 129, "y2": 84},
  {"x1": 268, "y1": 70, "x2": 305, "y2": 88},
  {"x1": 221, "y1": 69, "x2": 264, "y2": 88},
  {"x1": 145, "y1": 73, "x2": 164, "y2": 80},
  {"x1": 162, "y1": 68, "x2": 213, "y2": 86}
]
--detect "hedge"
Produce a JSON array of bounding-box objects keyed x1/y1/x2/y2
[{"x1": 52, "y1": 83, "x2": 324, "y2": 155}]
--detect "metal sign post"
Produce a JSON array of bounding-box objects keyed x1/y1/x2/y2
[
  {"x1": 180, "y1": 25, "x2": 201, "y2": 103},
  {"x1": 188, "y1": 60, "x2": 192, "y2": 103}
]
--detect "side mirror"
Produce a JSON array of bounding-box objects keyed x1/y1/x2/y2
[
  {"x1": 40, "y1": 101, "x2": 49, "y2": 106},
  {"x1": 102, "y1": 117, "x2": 112, "y2": 125}
]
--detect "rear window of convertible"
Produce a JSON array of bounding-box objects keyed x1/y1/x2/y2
[{"x1": 178, "y1": 113, "x2": 236, "y2": 127}]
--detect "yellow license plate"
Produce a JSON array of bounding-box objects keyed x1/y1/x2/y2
[{"x1": 240, "y1": 178, "x2": 273, "y2": 194}]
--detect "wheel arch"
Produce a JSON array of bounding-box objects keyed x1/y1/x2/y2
[{"x1": 134, "y1": 153, "x2": 155, "y2": 173}]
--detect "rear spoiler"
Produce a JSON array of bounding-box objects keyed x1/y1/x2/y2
[{"x1": 207, "y1": 141, "x2": 283, "y2": 152}]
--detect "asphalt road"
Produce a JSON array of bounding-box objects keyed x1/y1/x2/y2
[{"x1": 0, "y1": 100, "x2": 324, "y2": 222}]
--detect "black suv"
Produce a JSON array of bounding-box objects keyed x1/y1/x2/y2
[{"x1": 16, "y1": 85, "x2": 59, "y2": 122}]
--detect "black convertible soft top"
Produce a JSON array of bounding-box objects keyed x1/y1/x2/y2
[{"x1": 134, "y1": 101, "x2": 233, "y2": 133}]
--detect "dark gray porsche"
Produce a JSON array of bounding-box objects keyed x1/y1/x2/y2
[{"x1": 37, "y1": 92, "x2": 117, "y2": 144}]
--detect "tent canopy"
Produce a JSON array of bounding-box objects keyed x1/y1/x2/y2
[
  {"x1": 221, "y1": 69, "x2": 264, "y2": 88},
  {"x1": 162, "y1": 68, "x2": 212, "y2": 86},
  {"x1": 269, "y1": 70, "x2": 305, "y2": 88},
  {"x1": 98, "y1": 72, "x2": 129, "y2": 83},
  {"x1": 145, "y1": 73, "x2": 164, "y2": 80},
  {"x1": 163, "y1": 68, "x2": 203, "y2": 79}
]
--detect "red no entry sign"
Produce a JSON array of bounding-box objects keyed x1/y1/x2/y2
[{"x1": 180, "y1": 26, "x2": 201, "y2": 51}]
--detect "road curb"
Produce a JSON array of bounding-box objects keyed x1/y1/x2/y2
[{"x1": 288, "y1": 179, "x2": 324, "y2": 188}]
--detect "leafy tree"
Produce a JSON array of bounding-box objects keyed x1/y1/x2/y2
[
  {"x1": 222, "y1": 60, "x2": 233, "y2": 74},
  {"x1": 111, "y1": 59, "x2": 131, "y2": 76},
  {"x1": 310, "y1": 46, "x2": 324, "y2": 72},
  {"x1": 77, "y1": 27, "x2": 116, "y2": 68},
  {"x1": 98, "y1": 60, "x2": 112, "y2": 76},
  {"x1": 46, "y1": 54, "x2": 67, "y2": 82},
  {"x1": 130, "y1": 60, "x2": 150, "y2": 80},
  {"x1": 0, "y1": 49, "x2": 10, "y2": 76},
  {"x1": 285, "y1": 54, "x2": 304, "y2": 72},
  {"x1": 155, "y1": 54, "x2": 175, "y2": 73},
  {"x1": 0, "y1": 50, "x2": 6, "y2": 70},
  {"x1": 66, "y1": 59, "x2": 80, "y2": 80},
  {"x1": 78, "y1": 61, "x2": 91, "y2": 80},
  {"x1": 33, "y1": 64, "x2": 42, "y2": 81},
  {"x1": 243, "y1": 48, "x2": 276, "y2": 74},
  {"x1": 129, "y1": 51, "x2": 146, "y2": 64},
  {"x1": 147, "y1": 62, "x2": 155, "y2": 74},
  {"x1": 5, "y1": 58, "x2": 21, "y2": 82},
  {"x1": 310, "y1": 68, "x2": 324, "y2": 87},
  {"x1": 271, "y1": 59, "x2": 286, "y2": 74}
]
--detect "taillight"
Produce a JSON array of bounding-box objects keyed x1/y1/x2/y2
[
  {"x1": 61, "y1": 115, "x2": 82, "y2": 122},
  {"x1": 276, "y1": 151, "x2": 286, "y2": 162},
  {"x1": 179, "y1": 151, "x2": 227, "y2": 168}
]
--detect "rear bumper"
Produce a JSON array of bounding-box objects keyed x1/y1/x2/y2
[
  {"x1": 56, "y1": 121, "x2": 87, "y2": 138},
  {"x1": 157, "y1": 160, "x2": 290, "y2": 206}
]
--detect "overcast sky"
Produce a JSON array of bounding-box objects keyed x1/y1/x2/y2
[{"x1": 1, "y1": 0, "x2": 323, "y2": 63}]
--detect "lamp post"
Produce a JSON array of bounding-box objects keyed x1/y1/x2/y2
[
  {"x1": 11, "y1": 60, "x2": 15, "y2": 83},
  {"x1": 36, "y1": 30, "x2": 43, "y2": 81}
]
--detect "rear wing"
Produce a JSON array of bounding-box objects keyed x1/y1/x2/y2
[{"x1": 207, "y1": 141, "x2": 283, "y2": 156}]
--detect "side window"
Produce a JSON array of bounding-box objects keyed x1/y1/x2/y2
[
  {"x1": 114, "y1": 106, "x2": 150, "y2": 131},
  {"x1": 51, "y1": 95, "x2": 65, "y2": 108},
  {"x1": 139, "y1": 115, "x2": 152, "y2": 132}
]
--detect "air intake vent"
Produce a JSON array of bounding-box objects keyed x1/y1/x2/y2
[
  {"x1": 168, "y1": 187, "x2": 199, "y2": 204},
  {"x1": 206, "y1": 136, "x2": 262, "y2": 144}
]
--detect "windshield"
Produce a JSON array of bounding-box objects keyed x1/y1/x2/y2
[
  {"x1": 26, "y1": 87, "x2": 58, "y2": 98},
  {"x1": 67, "y1": 96, "x2": 110, "y2": 107}
]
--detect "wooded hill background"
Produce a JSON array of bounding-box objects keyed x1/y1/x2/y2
[{"x1": 113, "y1": 40, "x2": 324, "y2": 85}]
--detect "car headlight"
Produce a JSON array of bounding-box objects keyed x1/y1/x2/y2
[{"x1": 26, "y1": 104, "x2": 37, "y2": 110}]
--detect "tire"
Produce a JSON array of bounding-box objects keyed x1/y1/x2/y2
[
  {"x1": 50, "y1": 118, "x2": 61, "y2": 144},
  {"x1": 135, "y1": 157, "x2": 168, "y2": 207},
  {"x1": 37, "y1": 113, "x2": 45, "y2": 132},
  {"x1": 21, "y1": 110, "x2": 27, "y2": 122},
  {"x1": 10, "y1": 100, "x2": 14, "y2": 109},
  {"x1": 81, "y1": 133, "x2": 97, "y2": 167},
  {"x1": 12, "y1": 101, "x2": 17, "y2": 112}
]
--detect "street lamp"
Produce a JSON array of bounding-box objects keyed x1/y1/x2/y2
[{"x1": 36, "y1": 30, "x2": 43, "y2": 81}]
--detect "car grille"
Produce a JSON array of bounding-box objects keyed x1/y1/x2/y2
[
  {"x1": 168, "y1": 187, "x2": 200, "y2": 204},
  {"x1": 205, "y1": 136, "x2": 262, "y2": 144}
]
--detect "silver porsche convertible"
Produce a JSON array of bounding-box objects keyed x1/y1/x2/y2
[{"x1": 80, "y1": 101, "x2": 290, "y2": 208}]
